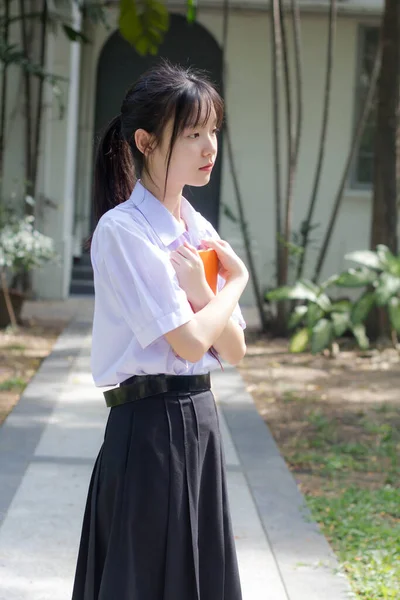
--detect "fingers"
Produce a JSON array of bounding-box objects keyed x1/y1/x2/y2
[
  {"x1": 169, "y1": 255, "x2": 180, "y2": 266},
  {"x1": 183, "y1": 241, "x2": 198, "y2": 254},
  {"x1": 175, "y1": 247, "x2": 195, "y2": 262},
  {"x1": 173, "y1": 242, "x2": 200, "y2": 261},
  {"x1": 201, "y1": 238, "x2": 227, "y2": 247},
  {"x1": 170, "y1": 245, "x2": 198, "y2": 267}
]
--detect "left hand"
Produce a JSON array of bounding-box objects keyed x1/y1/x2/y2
[{"x1": 170, "y1": 241, "x2": 214, "y2": 309}]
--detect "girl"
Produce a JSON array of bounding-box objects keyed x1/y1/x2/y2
[{"x1": 71, "y1": 60, "x2": 249, "y2": 600}]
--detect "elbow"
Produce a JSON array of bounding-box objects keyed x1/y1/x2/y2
[
  {"x1": 177, "y1": 337, "x2": 207, "y2": 364},
  {"x1": 222, "y1": 341, "x2": 247, "y2": 366},
  {"x1": 231, "y1": 342, "x2": 247, "y2": 365},
  {"x1": 164, "y1": 321, "x2": 207, "y2": 363}
]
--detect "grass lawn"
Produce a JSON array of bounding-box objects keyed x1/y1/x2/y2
[
  {"x1": 0, "y1": 321, "x2": 65, "y2": 425},
  {"x1": 238, "y1": 333, "x2": 400, "y2": 600}
]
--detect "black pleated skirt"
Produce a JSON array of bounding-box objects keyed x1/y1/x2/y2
[{"x1": 71, "y1": 385, "x2": 242, "y2": 600}]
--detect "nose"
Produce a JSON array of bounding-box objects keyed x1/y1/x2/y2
[{"x1": 202, "y1": 134, "x2": 217, "y2": 158}]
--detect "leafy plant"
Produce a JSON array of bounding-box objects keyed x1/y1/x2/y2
[
  {"x1": 0, "y1": 203, "x2": 58, "y2": 327},
  {"x1": 267, "y1": 245, "x2": 400, "y2": 353},
  {"x1": 266, "y1": 278, "x2": 369, "y2": 354},
  {"x1": 338, "y1": 245, "x2": 400, "y2": 338}
]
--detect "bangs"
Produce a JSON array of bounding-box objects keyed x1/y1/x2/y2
[
  {"x1": 159, "y1": 69, "x2": 224, "y2": 193},
  {"x1": 173, "y1": 82, "x2": 224, "y2": 134}
]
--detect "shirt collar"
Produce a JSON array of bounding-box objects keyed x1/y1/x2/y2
[{"x1": 129, "y1": 180, "x2": 201, "y2": 247}]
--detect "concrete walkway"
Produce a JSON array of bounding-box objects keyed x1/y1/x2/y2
[{"x1": 0, "y1": 298, "x2": 352, "y2": 600}]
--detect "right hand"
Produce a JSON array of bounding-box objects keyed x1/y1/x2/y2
[{"x1": 200, "y1": 238, "x2": 249, "y2": 282}]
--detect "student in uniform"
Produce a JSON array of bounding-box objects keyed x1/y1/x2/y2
[{"x1": 71, "y1": 60, "x2": 249, "y2": 600}]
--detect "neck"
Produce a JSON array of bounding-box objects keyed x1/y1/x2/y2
[{"x1": 140, "y1": 174, "x2": 184, "y2": 224}]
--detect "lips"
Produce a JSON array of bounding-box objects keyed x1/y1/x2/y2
[{"x1": 199, "y1": 163, "x2": 214, "y2": 171}]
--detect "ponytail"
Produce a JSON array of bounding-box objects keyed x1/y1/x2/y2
[
  {"x1": 84, "y1": 115, "x2": 135, "y2": 251},
  {"x1": 93, "y1": 114, "x2": 135, "y2": 225}
]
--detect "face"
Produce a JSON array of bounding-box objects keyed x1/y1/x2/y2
[{"x1": 148, "y1": 104, "x2": 219, "y2": 193}]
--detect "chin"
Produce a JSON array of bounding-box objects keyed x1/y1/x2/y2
[{"x1": 188, "y1": 174, "x2": 212, "y2": 188}]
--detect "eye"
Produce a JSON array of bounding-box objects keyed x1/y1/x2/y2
[
  {"x1": 213, "y1": 128, "x2": 220, "y2": 135},
  {"x1": 188, "y1": 133, "x2": 199, "y2": 139}
]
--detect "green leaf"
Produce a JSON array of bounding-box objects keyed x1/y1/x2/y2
[
  {"x1": 288, "y1": 305, "x2": 308, "y2": 330},
  {"x1": 266, "y1": 286, "x2": 292, "y2": 302},
  {"x1": 267, "y1": 281, "x2": 317, "y2": 303},
  {"x1": 298, "y1": 279, "x2": 331, "y2": 312},
  {"x1": 298, "y1": 278, "x2": 320, "y2": 294},
  {"x1": 374, "y1": 272, "x2": 400, "y2": 306},
  {"x1": 314, "y1": 292, "x2": 331, "y2": 312},
  {"x1": 351, "y1": 291, "x2": 375, "y2": 325},
  {"x1": 375, "y1": 244, "x2": 400, "y2": 277},
  {"x1": 376, "y1": 245, "x2": 395, "y2": 268},
  {"x1": 331, "y1": 312, "x2": 350, "y2": 337},
  {"x1": 118, "y1": 0, "x2": 169, "y2": 55},
  {"x1": 289, "y1": 328, "x2": 310, "y2": 353},
  {"x1": 311, "y1": 319, "x2": 333, "y2": 354},
  {"x1": 306, "y1": 303, "x2": 324, "y2": 328},
  {"x1": 186, "y1": 0, "x2": 197, "y2": 23},
  {"x1": 335, "y1": 267, "x2": 377, "y2": 288},
  {"x1": 384, "y1": 256, "x2": 400, "y2": 278},
  {"x1": 119, "y1": 0, "x2": 141, "y2": 43},
  {"x1": 329, "y1": 299, "x2": 352, "y2": 314},
  {"x1": 345, "y1": 249, "x2": 382, "y2": 271},
  {"x1": 388, "y1": 296, "x2": 400, "y2": 333},
  {"x1": 321, "y1": 274, "x2": 341, "y2": 289},
  {"x1": 351, "y1": 324, "x2": 369, "y2": 350},
  {"x1": 62, "y1": 24, "x2": 90, "y2": 43}
]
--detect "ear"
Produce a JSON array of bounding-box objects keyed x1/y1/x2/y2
[{"x1": 134, "y1": 129, "x2": 155, "y2": 156}]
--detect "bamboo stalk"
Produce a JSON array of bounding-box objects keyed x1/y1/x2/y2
[
  {"x1": 19, "y1": 0, "x2": 33, "y2": 206},
  {"x1": 31, "y1": 0, "x2": 48, "y2": 198},
  {"x1": 279, "y1": 0, "x2": 295, "y2": 286},
  {"x1": 296, "y1": 0, "x2": 337, "y2": 280},
  {"x1": 221, "y1": 0, "x2": 268, "y2": 330},
  {"x1": 313, "y1": 45, "x2": 382, "y2": 282},
  {"x1": 271, "y1": 0, "x2": 283, "y2": 288}
]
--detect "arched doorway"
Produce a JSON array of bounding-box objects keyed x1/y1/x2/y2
[{"x1": 94, "y1": 15, "x2": 223, "y2": 229}]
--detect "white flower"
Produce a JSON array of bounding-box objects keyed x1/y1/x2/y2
[{"x1": 0, "y1": 216, "x2": 58, "y2": 274}]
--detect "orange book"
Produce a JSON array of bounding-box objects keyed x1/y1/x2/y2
[{"x1": 198, "y1": 248, "x2": 219, "y2": 294}]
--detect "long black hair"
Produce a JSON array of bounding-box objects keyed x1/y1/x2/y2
[{"x1": 88, "y1": 60, "x2": 224, "y2": 243}]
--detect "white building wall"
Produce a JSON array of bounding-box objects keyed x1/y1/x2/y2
[
  {"x1": 73, "y1": 6, "x2": 380, "y2": 307},
  {"x1": 198, "y1": 9, "x2": 378, "y2": 305},
  {"x1": 27, "y1": 0, "x2": 381, "y2": 303},
  {"x1": 1, "y1": 1, "x2": 29, "y2": 207},
  {"x1": 33, "y1": 5, "x2": 82, "y2": 299}
]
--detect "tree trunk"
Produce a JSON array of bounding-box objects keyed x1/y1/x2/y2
[
  {"x1": 368, "y1": 0, "x2": 400, "y2": 340},
  {"x1": 0, "y1": 0, "x2": 11, "y2": 186},
  {"x1": 370, "y1": 0, "x2": 399, "y2": 255}
]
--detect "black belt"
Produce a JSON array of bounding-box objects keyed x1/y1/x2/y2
[{"x1": 104, "y1": 373, "x2": 211, "y2": 408}]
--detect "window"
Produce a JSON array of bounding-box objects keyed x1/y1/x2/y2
[{"x1": 352, "y1": 25, "x2": 379, "y2": 188}]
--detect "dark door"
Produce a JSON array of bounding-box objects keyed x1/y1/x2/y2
[{"x1": 93, "y1": 15, "x2": 223, "y2": 230}]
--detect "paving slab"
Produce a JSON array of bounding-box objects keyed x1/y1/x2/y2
[{"x1": 0, "y1": 299, "x2": 352, "y2": 599}]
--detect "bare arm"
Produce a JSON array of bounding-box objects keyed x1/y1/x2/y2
[
  {"x1": 164, "y1": 274, "x2": 247, "y2": 364},
  {"x1": 189, "y1": 286, "x2": 246, "y2": 365}
]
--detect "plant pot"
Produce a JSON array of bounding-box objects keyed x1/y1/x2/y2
[{"x1": 0, "y1": 287, "x2": 26, "y2": 328}]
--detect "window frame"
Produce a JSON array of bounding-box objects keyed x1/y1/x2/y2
[{"x1": 349, "y1": 22, "x2": 380, "y2": 191}]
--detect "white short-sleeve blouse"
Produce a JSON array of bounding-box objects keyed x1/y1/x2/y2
[{"x1": 90, "y1": 181, "x2": 246, "y2": 387}]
